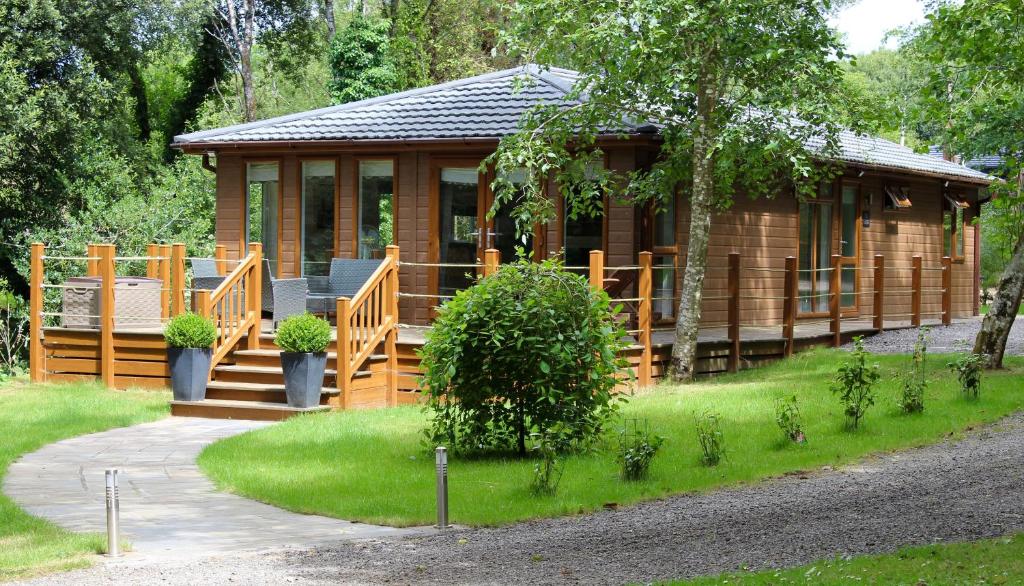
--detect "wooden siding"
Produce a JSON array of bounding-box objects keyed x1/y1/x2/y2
[{"x1": 213, "y1": 146, "x2": 982, "y2": 328}]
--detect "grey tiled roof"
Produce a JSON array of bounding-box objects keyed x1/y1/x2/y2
[
  {"x1": 817, "y1": 132, "x2": 992, "y2": 183},
  {"x1": 175, "y1": 65, "x2": 990, "y2": 184},
  {"x1": 173, "y1": 66, "x2": 595, "y2": 144}
]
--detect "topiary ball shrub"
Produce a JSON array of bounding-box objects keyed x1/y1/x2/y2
[
  {"x1": 164, "y1": 313, "x2": 217, "y2": 349},
  {"x1": 275, "y1": 313, "x2": 332, "y2": 354},
  {"x1": 420, "y1": 257, "x2": 628, "y2": 456}
]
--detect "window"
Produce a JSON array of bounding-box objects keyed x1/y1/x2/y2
[
  {"x1": 943, "y1": 194, "x2": 969, "y2": 260},
  {"x1": 563, "y1": 164, "x2": 605, "y2": 269},
  {"x1": 246, "y1": 162, "x2": 279, "y2": 275},
  {"x1": 438, "y1": 167, "x2": 480, "y2": 296},
  {"x1": 301, "y1": 161, "x2": 336, "y2": 276},
  {"x1": 798, "y1": 182, "x2": 833, "y2": 314},
  {"x1": 491, "y1": 168, "x2": 534, "y2": 262},
  {"x1": 357, "y1": 160, "x2": 395, "y2": 260},
  {"x1": 652, "y1": 195, "x2": 677, "y2": 321},
  {"x1": 883, "y1": 185, "x2": 912, "y2": 211}
]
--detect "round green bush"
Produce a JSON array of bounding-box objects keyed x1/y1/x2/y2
[
  {"x1": 275, "y1": 313, "x2": 332, "y2": 354},
  {"x1": 164, "y1": 313, "x2": 217, "y2": 349},
  {"x1": 420, "y1": 257, "x2": 628, "y2": 456}
]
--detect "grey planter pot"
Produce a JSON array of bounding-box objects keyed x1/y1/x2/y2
[
  {"x1": 280, "y1": 352, "x2": 328, "y2": 408},
  {"x1": 167, "y1": 347, "x2": 212, "y2": 402}
]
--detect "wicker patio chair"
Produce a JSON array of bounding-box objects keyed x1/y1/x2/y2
[
  {"x1": 262, "y1": 259, "x2": 308, "y2": 326},
  {"x1": 306, "y1": 258, "x2": 386, "y2": 316},
  {"x1": 191, "y1": 258, "x2": 226, "y2": 292}
]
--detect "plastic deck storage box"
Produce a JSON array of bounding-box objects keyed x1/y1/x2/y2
[{"x1": 61, "y1": 277, "x2": 163, "y2": 329}]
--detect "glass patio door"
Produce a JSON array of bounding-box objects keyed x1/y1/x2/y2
[
  {"x1": 485, "y1": 168, "x2": 533, "y2": 263},
  {"x1": 438, "y1": 167, "x2": 483, "y2": 297},
  {"x1": 838, "y1": 184, "x2": 860, "y2": 312}
]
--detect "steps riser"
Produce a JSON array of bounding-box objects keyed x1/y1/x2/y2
[
  {"x1": 215, "y1": 371, "x2": 338, "y2": 386},
  {"x1": 171, "y1": 402, "x2": 312, "y2": 422},
  {"x1": 205, "y1": 388, "x2": 333, "y2": 405}
]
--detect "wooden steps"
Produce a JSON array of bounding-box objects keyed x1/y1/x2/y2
[
  {"x1": 170, "y1": 399, "x2": 330, "y2": 421},
  {"x1": 205, "y1": 381, "x2": 339, "y2": 404}
]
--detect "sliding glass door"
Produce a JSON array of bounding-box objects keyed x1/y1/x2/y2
[
  {"x1": 438, "y1": 167, "x2": 482, "y2": 296},
  {"x1": 357, "y1": 160, "x2": 395, "y2": 260}
]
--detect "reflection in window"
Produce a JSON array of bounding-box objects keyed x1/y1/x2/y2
[
  {"x1": 358, "y1": 160, "x2": 394, "y2": 260},
  {"x1": 247, "y1": 162, "x2": 279, "y2": 275},
  {"x1": 302, "y1": 161, "x2": 335, "y2": 276},
  {"x1": 563, "y1": 164, "x2": 605, "y2": 269},
  {"x1": 439, "y1": 168, "x2": 479, "y2": 296},
  {"x1": 492, "y1": 168, "x2": 533, "y2": 261},
  {"x1": 653, "y1": 195, "x2": 677, "y2": 320},
  {"x1": 798, "y1": 201, "x2": 833, "y2": 313}
]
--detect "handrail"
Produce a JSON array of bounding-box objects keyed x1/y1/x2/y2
[
  {"x1": 198, "y1": 245, "x2": 262, "y2": 370},
  {"x1": 337, "y1": 248, "x2": 399, "y2": 407}
]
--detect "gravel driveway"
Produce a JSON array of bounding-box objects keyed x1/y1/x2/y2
[
  {"x1": 22, "y1": 412, "x2": 1024, "y2": 585},
  {"x1": 845, "y1": 315, "x2": 1024, "y2": 355}
]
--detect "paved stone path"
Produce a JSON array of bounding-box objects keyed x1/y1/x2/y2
[{"x1": 3, "y1": 417, "x2": 414, "y2": 562}]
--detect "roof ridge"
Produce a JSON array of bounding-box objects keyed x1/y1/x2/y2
[{"x1": 174, "y1": 64, "x2": 574, "y2": 144}]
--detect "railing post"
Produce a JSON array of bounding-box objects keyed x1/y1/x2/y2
[
  {"x1": 873, "y1": 254, "x2": 885, "y2": 332},
  {"x1": 829, "y1": 254, "x2": 841, "y2": 348},
  {"x1": 588, "y1": 249, "x2": 605, "y2": 289},
  {"x1": 158, "y1": 244, "x2": 171, "y2": 320},
  {"x1": 215, "y1": 244, "x2": 228, "y2": 276},
  {"x1": 727, "y1": 252, "x2": 740, "y2": 373},
  {"x1": 336, "y1": 297, "x2": 352, "y2": 410},
  {"x1": 638, "y1": 252, "x2": 652, "y2": 387},
  {"x1": 99, "y1": 244, "x2": 116, "y2": 389},
  {"x1": 782, "y1": 256, "x2": 796, "y2": 358},
  {"x1": 171, "y1": 243, "x2": 186, "y2": 316},
  {"x1": 911, "y1": 255, "x2": 922, "y2": 327},
  {"x1": 146, "y1": 244, "x2": 159, "y2": 279},
  {"x1": 29, "y1": 243, "x2": 45, "y2": 383},
  {"x1": 87, "y1": 244, "x2": 99, "y2": 277},
  {"x1": 942, "y1": 256, "x2": 952, "y2": 326},
  {"x1": 247, "y1": 243, "x2": 262, "y2": 351},
  {"x1": 483, "y1": 248, "x2": 500, "y2": 278},
  {"x1": 385, "y1": 245, "x2": 400, "y2": 406}
]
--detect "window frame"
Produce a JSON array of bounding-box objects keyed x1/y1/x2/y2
[
  {"x1": 942, "y1": 193, "x2": 969, "y2": 264},
  {"x1": 352, "y1": 155, "x2": 399, "y2": 261}
]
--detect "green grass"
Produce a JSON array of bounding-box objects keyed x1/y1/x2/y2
[
  {"x1": 979, "y1": 303, "x2": 1024, "y2": 315},
  {"x1": 199, "y1": 350, "x2": 1024, "y2": 528},
  {"x1": 676, "y1": 533, "x2": 1024, "y2": 584},
  {"x1": 0, "y1": 380, "x2": 168, "y2": 581}
]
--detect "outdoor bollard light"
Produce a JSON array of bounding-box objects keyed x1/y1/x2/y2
[
  {"x1": 104, "y1": 469, "x2": 121, "y2": 557},
  {"x1": 435, "y1": 446, "x2": 449, "y2": 529}
]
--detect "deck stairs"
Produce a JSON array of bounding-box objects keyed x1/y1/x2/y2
[
  {"x1": 171, "y1": 246, "x2": 400, "y2": 421},
  {"x1": 170, "y1": 334, "x2": 392, "y2": 421}
]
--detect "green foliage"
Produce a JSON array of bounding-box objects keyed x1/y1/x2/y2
[
  {"x1": 164, "y1": 313, "x2": 216, "y2": 349},
  {"x1": 0, "y1": 279, "x2": 27, "y2": 379},
  {"x1": 947, "y1": 353, "x2": 986, "y2": 400},
  {"x1": 275, "y1": 313, "x2": 332, "y2": 354},
  {"x1": 831, "y1": 337, "x2": 880, "y2": 430},
  {"x1": 899, "y1": 328, "x2": 929, "y2": 414},
  {"x1": 488, "y1": 0, "x2": 848, "y2": 234},
  {"x1": 528, "y1": 426, "x2": 568, "y2": 496},
  {"x1": 774, "y1": 395, "x2": 805, "y2": 444},
  {"x1": 420, "y1": 257, "x2": 627, "y2": 456},
  {"x1": 328, "y1": 15, "x2": 398, "y2": 104},
  {"x1": 617, "y1": 419, "x2": 663, "y2": 481},
  {"x1": 695, "y1": 411, "x2": 725, "y2": 466}
]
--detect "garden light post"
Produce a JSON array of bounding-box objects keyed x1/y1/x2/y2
[
  {"x1": 105, "y1": 469, "x2": 121, "y2": 557},
  {"x1": 435, "y1": 447, "x2": 449, "y2": 529}
]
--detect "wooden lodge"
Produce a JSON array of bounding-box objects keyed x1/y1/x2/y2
[{"x1": 28, "y1": 65, "x2": 992, "y2": 420}]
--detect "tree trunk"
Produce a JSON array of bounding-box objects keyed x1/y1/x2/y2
[
  {"x1": 324, "y1": 0, "x2": 336, "y2": 42},
  {"x1": 973, "y1": 230, "x2": 1024, "y2": 368},
  {"x1": 240, "y1": 0, "x2": 256, "y2": 121},
  {"x1": 670, "y1": 57, "x2": 719, "y2": 383}
]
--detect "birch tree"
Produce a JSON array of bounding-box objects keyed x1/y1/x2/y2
[
  {"x1": 914, "y1": 0, "x2": 1024, "y2": 368},
  {"x1": 489, "y1": 0, "x2": 847, "y2": 381}
]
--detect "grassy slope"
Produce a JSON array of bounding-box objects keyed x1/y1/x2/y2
[
  {"x1": 0, "y1": 381, "x2": 168, "y2": 581},
  {"x1": 677, "y1": 533, "x2": 1024, "y2": 585},
  {"x1": 199, "y1": 350, "x2": 1024, "y2": 527}
]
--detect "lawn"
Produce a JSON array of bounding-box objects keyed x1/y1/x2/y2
[
  {"x1": 678, "y1": 533, "x2": 1024, "y2": 584},
  {"x1": 0, "y1": 380, "x2": 168, "y2": 581},
  {"x1": 198, "y1": 350, "x2": 1024, "y2": 527}
]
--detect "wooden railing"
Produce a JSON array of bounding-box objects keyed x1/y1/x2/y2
[
  {"x1": 336, "y1": 245, "x2": 399, "y2": 408},
  {"x1": 196, "y1": 243, "x2": 262, "y2": 370}
]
